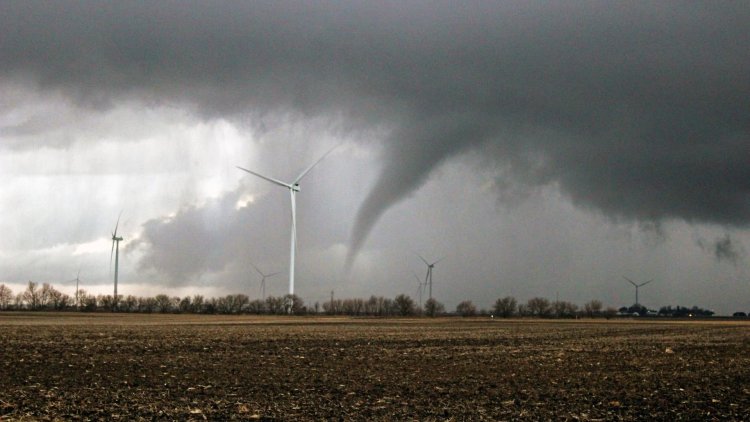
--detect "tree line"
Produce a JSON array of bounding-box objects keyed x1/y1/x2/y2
[
  {"x1": 0, "y1": 282, "x2": 444, "y2": 316},
  {"x1": 0, "y1": 281, "x2": 311, "y2": 315},
  {"x1": 0, "y1": 281, "x2": 606, "y2": 317},
  {"x1": 0, "y1": 281, "x2": 713, "y2": 317}
]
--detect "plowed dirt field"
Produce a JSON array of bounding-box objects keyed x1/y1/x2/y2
[{"x1": 1, "y1": 314, "x2": 749, "y2": 420}]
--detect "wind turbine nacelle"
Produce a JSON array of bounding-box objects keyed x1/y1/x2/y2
[{"x1": 292, "y1": 183, "x2": 300, "y2": 192}]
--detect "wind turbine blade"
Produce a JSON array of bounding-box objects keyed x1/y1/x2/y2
[
  {"x1": 416, "y1": 253, "x2": 429, "y2": 266},
  {"x1": 623, "y1": 276, "x2": 637, "y2": 287},
  {"x1": 113, "y1": 210, "x2": 123, "y2": 237},
  {"x1": 267, "y1": 272, "x2": 282, "y2": 278},
  {"x1": 412, "y1": 271, "x2": 421, "y2": 284},
  {"x1": 293, "y1": 144, "x2": 338, "y2": 184},
  {"x1": 432, "y1": 256, "x2": 446, "y2": 266},
  {"x1": 236, "y1": 166, "x2": 291, "y2": 189},
  {"x1": 639, "y1": 279, "x2": 654, "y2": 287},
  {"x1": 249, "y1": 262, "x2": 264, "y2": 277},
  {"x1": 109, "y1": 239, "x2": 115, "y2": 274}
]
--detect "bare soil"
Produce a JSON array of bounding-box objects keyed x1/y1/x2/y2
[{"x1": 1, "y1": 314, "x2": 749, "y2": 420}]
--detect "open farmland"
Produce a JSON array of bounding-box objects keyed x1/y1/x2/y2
[{"x1": 1, "y1": 314, "x2": 749, "y2": 420}]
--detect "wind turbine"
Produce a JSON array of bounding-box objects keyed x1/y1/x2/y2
[
  {"x1": 110, "y1": 213, "x2": 124, "y2": 310},
  {"x1": 411, "y1": 271, "x2": 423, "y2": 308},
  {"x1": 65, "y1": 269, "x2": 82, "y2": 309},
  {"x1": 250, "y1": 262, "x2": 281, "y2": 300},
  {"x1": 623, "y1": 276, "x2": 653, "y2": 306},
  {"x1": 73, "y1": 269, "x2": 81, "y2": 309},
  {"x1": 236, "y1": 145, "x2": 337, "y2": 311},
  {"x1": 417, "y1": 254, "x2": 444, "y2": 300}
]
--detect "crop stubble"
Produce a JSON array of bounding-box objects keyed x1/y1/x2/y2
[{"x1": 1, "y1": 314, "x2": 749, "y2": 420}]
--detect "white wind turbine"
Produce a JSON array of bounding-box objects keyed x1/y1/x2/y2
[
  {"x1": 65, "y1": 268, "x2": 82, "y2": 309},
  {"x1": 417, "y1": 254, "x2": 444, "y2": 300},
  {"x1": 412, "y1": 271, "x2": 423, "y2": 308},
  {"x1": 623, "y1": 276, "x2": 653, "y2": 306},
  {"x1": 73, "y1": 269, "x2": 81, "y2": 309},
  {"x1": 236, "y1": 146, "x2": 337, "y2": 310},
  {"x1": 110, "y1": 213, "x2": 124, "y2": 310},
  {"x1": 250, "y1": 262, "x2": 281, "y2": 300}
]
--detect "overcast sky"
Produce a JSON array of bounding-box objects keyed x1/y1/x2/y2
[{"x1": 1, "y1": 1, "x2": 748, "y2": 314}]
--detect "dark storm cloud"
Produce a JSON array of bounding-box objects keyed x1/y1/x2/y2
[
  {"x1": 698, "y1": 234, "x2": 744, "y2": 265},
  {"x1": 714, "y1": 236, "x2": 740, "y2": 264},
  {"x1": 2, "y1": 1, "x2": 749, "y2": 268}
]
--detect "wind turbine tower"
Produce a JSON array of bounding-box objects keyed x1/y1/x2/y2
[
  {"x1": 74, "y1": 269, "x2": 81, "y2": 309},
  {"x1": 417, "y1": 254, "x2": 443, "y2": 300},
  {"x1": 623, "y1": 276, "x2": 653, "y2": 306},
  {"x1": 250, "y1": 262, "x2": 280, "y2": 299},
  {"x1": 66, "y1": 269, "x2": 82, "y2": 309},
  {"x1": 237, "y1": 146, "x2": 337, "y2": 311},
  {"x1": 110, "y1": 214, "x2": 124, "y2": 310}
]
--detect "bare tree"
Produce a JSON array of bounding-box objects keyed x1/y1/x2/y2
[
  {"x1": 352, "y1": 298, "x2": 365, "y2": 315},
  {"x1": 122, "y1": 295, "x2": 139, "y2": 312},
  {"x1": 216, "y1": 296, "x2": 231, "y2": 314},
  {"x1": 39, "y1": 283, "x2": 55, "y2": 309},
  {"x1": 552, "y1": 300, "x2": 578, "y2": 318},
  {"x1": 286, "y1": 294, "x2": 305, "y2": 315},
  {"x1": 74, "y1": 287, "x2": 86, "y2": 310},
  {"x1": 266, "y1": 296, "x2": 285, "y2": 314},
  {"x1": 99, "y1": 295, "x2": 117, "y2": 311},
  {"x1": 23, "y1": 281, "x2": 41, "y2": 310},
  {"x1": 247, "y1": 299, "x2": 265, "y2": 314},
  {"x1": 49, "y1": 288, "x2": 71, "y2": 310},
  {"x1": 171, "y1": 296, "x2": 181, "y2": 312},
  {"x1": 583, "y1": 300, "x2": 603, "y2": 317},
  {"x1": 365, "y1": 296, "x2": 379, "y2": 315},
  {"x1": 230, "y1": 294, "x2": 250, "y2": 313},
  {"x1": 394, "y1": 294, "x2": 415, "y2": 316},
  {"x1": 76, "y1": 289, "x2": 97, "y2": 311},
  {"x1": 178, "y1": 296, "x2": 192, "y2": 313},
  {"x1": 424, "y1": 297, "x2": 444, "y2": 317},
  {"x1": 372, "y1": 296, "x2": 392, "y2": 316},
  {"x1": 0, "y1": 284, "x2": 13, "y2": 310},
  {"x1": 341, "y1": 299, "x2": 355, "y2": 315},
  {"x1": 154, "y1": 294, "x2": 173, "y2": 313},
  {"x1": 456, "y1": 300, "x2": 477, "y2": 317},
  {"x1": 382, "y1": 298, "x2": 397, "y2": 316},
  {"x1": 191, "y1": 295, "x2": 205, "y2": 313},
  {"x1": 493, "y1": 296, "x2": 517, "y2": 318},
  {"x1": 14, "y1": 292, "x2": 24, "y2": 310},
  {"x1": 342, "y1": 298, "x2": 365, "y2": 316},
  {"x1": 323, "y1": 298, "x2": 342, "y2": 315},
  {"x1": 526, "y1": 297, "x2": 551, "y2": 317},
  {"x1": 134, "y1": 296, "x2": 155, "y2": 313},
  {"x1": 203, "y1": 297, "x2": 217, "y2": 314}
]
